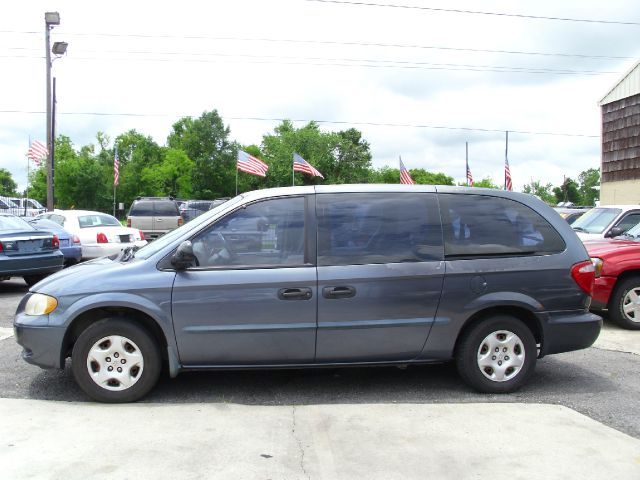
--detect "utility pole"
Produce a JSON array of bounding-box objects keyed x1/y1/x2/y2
[{"x1": 44, "y1": 12, "x2": 58, "y2": 211}]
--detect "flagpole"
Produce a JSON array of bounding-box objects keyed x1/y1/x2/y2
[
  {"x1": 112, "y1": 145, "x2": 116, "y2": 217},
  {"x1": 26, "y1": 135, "x2": 30, "y2": 216},
  {"x1": 398, "y1": 155, "x2": 402, "y2": 183},
  {"x1": 465, "y1": 142, "x2": 469, "y2": 186},
  {"x1": 292, "y1": 162, "x2": 295, "y2": 187},
  {"x1": 505, "y1": 131, "x2": 509, "y2": 190},
  {"x1": 235, "y1": 167, "x2": 238, "y2": 196}
]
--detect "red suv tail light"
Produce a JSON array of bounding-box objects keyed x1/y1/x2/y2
[
  {"x1": 96, "y1": 233, "x2": 108, "y2": 244},
  {"x1": 571, "y1": 260, "x2": 595, "y2": 295},
  {"x1": 139, "y1": 230, "x2": 145, "y2": 241},
  {"x1": 178, "y1": 218, "x2": 183, "y2": 227},
  {"x1": 127, "y1": 218, "x2": 131, "y2": 228},
  {"x1": 52, "y1": 235, "x2": 60, "y2": 249}
]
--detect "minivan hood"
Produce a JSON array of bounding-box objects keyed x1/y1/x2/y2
[{"x1": 31, "y1": 257, "x2": 135, "y2": 295}]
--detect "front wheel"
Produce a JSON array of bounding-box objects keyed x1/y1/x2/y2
[
  {"x1": 24, "y1": 274, "x2": 47, "y2": 287},
  {"x1": 456, "y1": 315, "x2": 537, "y2": 393},
  {"x1": 71, "y1": 318, "x2": 161, "y2": 403},
  {"x1": 609, "y1": 276, "x2": 640, "y2": 330}
]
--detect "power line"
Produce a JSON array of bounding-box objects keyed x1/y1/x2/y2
[
  {"x1": 0, "y1": 109, "x2": 600, "y2": 138},
  {"x1": 0, "y1": 53, "x2": 617, "y2": 75},
  {"x1": 307, "y1": 0, "x2": 640, "y2": 26},
  {"x1": 0, "y1": 31, "x2": 634, "y2": 60}
]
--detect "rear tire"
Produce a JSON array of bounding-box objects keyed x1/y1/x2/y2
[
  {"x1": 71, "y1": 318, "x2": 161, "y2": 403},
  {"x1": 456, "y1": 315, "x2": 537, "y2": 393},
  {"x1": 609, "y1": 276, "x2": 640, "y2": 330}
]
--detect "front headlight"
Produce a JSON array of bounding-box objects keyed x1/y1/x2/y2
[
  {"x1": 24, "y1": 294, "x2": 58, "y2": 316},
  {"x1": 591, "y1": 258, "x2": 604, "y2": 278}
]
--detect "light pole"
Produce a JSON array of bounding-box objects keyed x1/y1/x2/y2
[{"x1": 44, "y1": 12, "x2": 67, "y2": 211}]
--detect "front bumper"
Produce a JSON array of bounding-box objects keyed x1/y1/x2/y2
[
  {"x1": 539, "y1": 310, "x2": 602, "y2": 357},
  {"x1": 14, "y1": 320, "x2": 66, "y2": 369}
]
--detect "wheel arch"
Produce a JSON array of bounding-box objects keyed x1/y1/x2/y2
[
  {"x1": 453, "y1": 306, "x2": 542, "y2": 357},
  {"x1": 61, "y1": 307, "x2": 169, "y2": 368},
  {"x1": 607, "y1": 270, "x2": 640, "y2": 309}
]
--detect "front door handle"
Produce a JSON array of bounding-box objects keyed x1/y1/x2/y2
[
  {"x1": 278, "y1": 288, "x2": 313, "y2": 300},
  {"x1": 322, "y1": 286, "x2": 356, "y2": 299}
]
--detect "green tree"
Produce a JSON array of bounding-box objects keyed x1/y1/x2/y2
[
  {"x1": 522, "y1": 180, "x2": 555, "y2": 204},
  {"x1": 471, "y1": 178, "x2": 501, "y2": 189},
  {"x1": 553, "y1": 178, "x2": 581, "y2": 205},
  {"x1": 577, "y1": 168, "x2": 600, "y2": 206},
  {"x1": 140, "y1": 148, "x2": 194, "y2": 198},
  {"x1": 168, "y1": 110, "x2": 235, "y2": 198},
  {"x1": 0, "y1": 168, "x2": 17, "y2": 196}
]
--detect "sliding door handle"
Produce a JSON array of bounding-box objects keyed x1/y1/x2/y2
[{"x1": 322, "y1": 286, "x2": 356, "y2": 299}]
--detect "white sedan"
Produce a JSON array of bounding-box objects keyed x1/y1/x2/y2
[{"x1": 36, "y1": 210, "x2": 147, "y2": 260}]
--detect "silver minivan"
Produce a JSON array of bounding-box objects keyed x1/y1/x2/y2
[
  {"x1": 14, "y1": 185, "x2": 601, "y2": 402},
  {"x1": 127, "y1": 197, "x2": 183, "y2": 241}
]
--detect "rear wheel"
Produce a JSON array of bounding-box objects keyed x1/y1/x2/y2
[
  {"x1": 456, "y1": 315, "x2": 537, "y2": 393},
  {"x1": 609, "y1": 276, "x2": 640, "y2": 330},
  {"x1": 71, "y1": 318, "x2": 161, "y2": 402}
]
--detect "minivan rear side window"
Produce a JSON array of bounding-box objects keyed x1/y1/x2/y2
[
  {"x1": 317, "y1": 193, "x2": 442, "y2": 266},
  {"x1": 439, "y1": 194, "x2": 565, "y2": 258}
]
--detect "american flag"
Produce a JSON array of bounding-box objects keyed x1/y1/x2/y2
[
  {"x1": 114, "y1": 145, "x2": 120, "y2": 186},
  {"x1": 27, "y1": 140, "x2": 48, "y2": 166},
  {"x1": 237, "y1": 150, "x2": 269, "y2": 177},
  {"x1": 505, "y1": 157, "x2": 513, "y2": 191},
  {"x1": 466, "y1": 160, "x2": 473, "y2": 187},
  {"x1": 399, "y1": 158, "x2": 415, "y2": 184},
  {"x1": 293, "y1": 153, "x2": 324, "y2": 178}
]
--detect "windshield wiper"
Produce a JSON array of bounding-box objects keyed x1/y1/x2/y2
[
  {"x1": 572, "y1": 226, "x2": 586, "y2": 232},
  {"x1": 120, "y1": 246, "x2": 139, "y2": 262}
]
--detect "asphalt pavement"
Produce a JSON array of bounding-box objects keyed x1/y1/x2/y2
[{"x1": 1, "y1": 278, "x2": 639, "y2": 479}]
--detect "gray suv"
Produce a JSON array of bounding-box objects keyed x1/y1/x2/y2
[
  {"x1": 127, "y1": 197, "x2": 182, "y2": 241},
  {"x1": 14, "y1": 185, "x2": 601, "y2": 402}
]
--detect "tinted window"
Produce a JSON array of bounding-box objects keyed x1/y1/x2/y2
[
  {"x1": 129, "y1": 201, "x2": 154, "y2": 216},
  {"x1": 439, "y1": 194, "x2": 565, "y2": 257},
  {"x1": 191, "y1": 196, "x2": 306, "y2": 268},
  {"x1": 154, "y1": 201, "x2": 179, "y2": 216},
  {"x1": 317, "y1": 193, "x2": 442, "y2": 266}
]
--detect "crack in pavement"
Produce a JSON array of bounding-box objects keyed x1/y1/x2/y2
[{"x1": 292, "y1": 405, "x2": 310, "y2": 480}]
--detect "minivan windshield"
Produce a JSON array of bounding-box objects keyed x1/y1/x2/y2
[
  {"x1": 571, "y1": 207, "x2": 621, "y2": 234},
  {"x1": 135, "y1": 194, "x2": 244, "y2": 260}
]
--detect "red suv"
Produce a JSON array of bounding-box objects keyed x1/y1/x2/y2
[{"x1": 586, "y1": 235, "x2": 640, "y2": 330}]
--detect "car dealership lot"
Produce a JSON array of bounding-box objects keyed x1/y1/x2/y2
[{"x1": 1, "y1": 279, "x2": 639, "y2": 478}]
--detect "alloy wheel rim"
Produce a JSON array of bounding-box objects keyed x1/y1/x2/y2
[
  {"x1": 622, "y1": 287, "x2": 640, "y2": 323},
  {"x1": 86, "y1": 335, "x2": 144, "y2": 391},
  {"x1": 477, "y1": 330, "x2": 525, "y2": 382}
]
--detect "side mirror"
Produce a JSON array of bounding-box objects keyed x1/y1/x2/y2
[
  {"x1": 606, "y1": 226, "x2": 624, "y2": 238},
  {"x1": 171, "y1": 240, "x2": 196, "y2": 270}
]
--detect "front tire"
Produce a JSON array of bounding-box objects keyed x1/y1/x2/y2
[
  {"x1": 609, "y1": 276, "x2": 640, "y2": 330},
  {"x1": 71, "y1": 318, "x2": 161, "y2": 403},
  {"x1": 24, "y1": 274, "x2": 47, "y2": 287},
  {"x1": 456, "y1": 315, "x2": 537, "y2": 393}
]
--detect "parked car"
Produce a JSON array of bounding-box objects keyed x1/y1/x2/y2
[
  {"x1": 14, "y1": 185, "x2": 601, "y2": 403},
  {"x1": 180, "y1": 200, "x2": 217, "y2": 223},
  {"x1": 554, "y1": 207, "x2": 589, "y2": 225},
  {"x1": 587, "y1": 222, "x2": 640, "y2": 330},
  {"x1": 29, "y1": 218, "x2": 82, "y2": 267},
  {"x1": 127, "y1": 197, "x2": 182, "y2": 241},
  {"x1": 0, "y1": 213, "x2": 64, "y2": 286},
  {"x1": 571, "y1": 205, "x2": 640, "y2": 241},
  {"x1": 7, "y1": 197, "x2": 46, "y2": 217},
  {"x1": 35, "y1": 210, "x2": 147, "y2": 260}
]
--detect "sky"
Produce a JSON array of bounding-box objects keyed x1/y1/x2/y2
[{"x1": 1, "y1": 0, "x2": 639, "y2": 193}]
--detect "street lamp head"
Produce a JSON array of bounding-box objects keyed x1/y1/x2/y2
[
  {"x1": 52, "y1": 41, "x2": 68, "y2": 56},
  {"x1": 44, "y1": 12, "x2": 60, "y2": 26}
]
